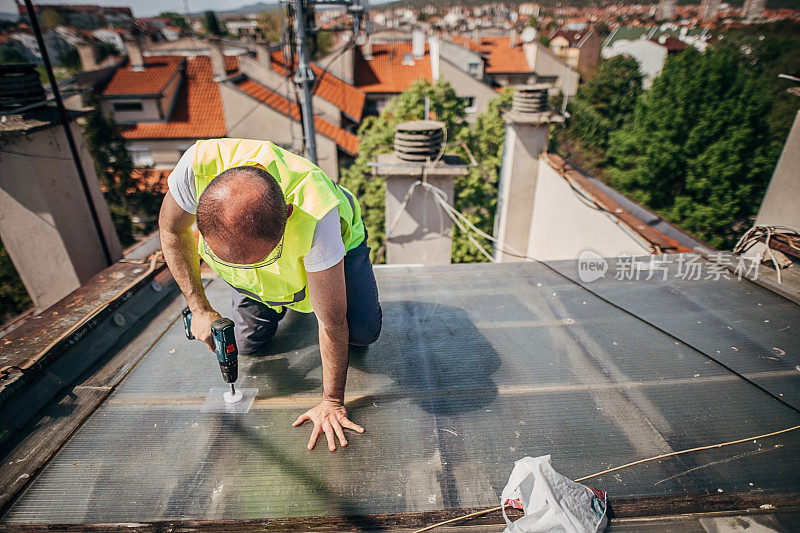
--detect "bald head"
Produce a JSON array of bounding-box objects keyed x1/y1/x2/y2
[{"x1": 196, "y1": 166, "x2": 288, "y2": 265}]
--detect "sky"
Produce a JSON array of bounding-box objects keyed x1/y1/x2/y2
[{"x1": 1, "y1": 0, "x2": 392, "y2": 17}]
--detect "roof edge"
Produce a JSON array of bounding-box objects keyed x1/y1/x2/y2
[{"x1": 543, "y1": 153, "x2": 693, "y2": 254}]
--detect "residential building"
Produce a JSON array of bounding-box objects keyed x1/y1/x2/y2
[
  {"x1": 325, "y1": 32, "x2": 499, "y2": 122},
  {"x1": 16, "y1": 3, "x2": 134, "y2": 30},
  {"x1": 699, "y1": 0, "x2": 721, "y2": 21},
  {"x1": 444, "y1": 33, "x2": 580, "y2": 97},
  {"x1": 518, "y1": 3, "x2": 541, "y2": 18},
  {"x1": 98, "y1": 38, "x2": 359, "y2": 182},
  {"x1": 548, "y1": 28, "x2": 601, "y2": 80},
  {"x1": 742, "y1": 0, "x2": 766, "y2": 21},
  {"x1": 656, "y1": 0, "x2": 677, "y2": 20},
  {"x1": 602, "y1": 33, "x2": 685, "y2": 88},
  {"x1": 7, "y1": 25, "x2": 72, "y2": 65}
]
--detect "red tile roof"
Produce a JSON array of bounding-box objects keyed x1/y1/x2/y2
[
  {"x1": 118, "y1": 56, "x2": 238, "y2": 140},
  {"x1": 353, "y1": 42, "x2": 432, "y2": 93},
  {"x1": 235, "y1": 78, "x2": 359, "y2": 156},
  {"x1": 269, "y1": 50, "x2": 366, "y2": 121},
  {"x1": 103, "y1": 55, "x2": 184, "y2": 96},
  {"x1": 450, "y1": 35, "x2": 531, "y2": 74}
]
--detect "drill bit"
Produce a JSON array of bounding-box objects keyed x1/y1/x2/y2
[{"x1": 230, "y1": 383, "x2": 236, "y2": 396}]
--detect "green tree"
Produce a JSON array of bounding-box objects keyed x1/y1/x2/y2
[
  {"x1": 203, "y1": 10, "x2": 225, "y2": 36},
  {"x1": 97, "y1": 41, "x2": 120, "y2": 62},
  {"x1": 312, "y1": 30, "x2": 333, "y2": 59},
  {"x1": 716, "y1": 21, "x2": 800, "y2": 155},
  {"x1": 82, "y1": 97, "x2": 161, "y2": 246},
  {"x1": 40, "y1": 9, "x2": 64, "y2": 29},
  {"x1": 606, "y1": 47, "x2": 776, "y2": 248},
  {"x1": 0, "y1": 240, "x2": 32, "y2": 324},
  {"x1": 256, "y1": 9, "x2": 284, "y2": 43},
  {"x1": 57, "y1": 46, "x2": 81, "y2": 71},
  {"x1": 555, "y1": 56, "x2": 642, "y2": 166},
  {"x1": 159, "y1": 11, "x2": 189, "y2": 30},
  {"x1": 0, "y1": 47, "x2": 25, "y2": 64},
  {"x1": 339, "y1": 80, "x2": 512, "y2": 263},
  {"x1": 453, "y1": 87, "x2": 513, "y2": 262}
]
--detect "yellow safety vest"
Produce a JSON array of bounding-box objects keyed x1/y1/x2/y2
[{"x1": 193, "y1": 138, "x2": 365, "y2": 313}]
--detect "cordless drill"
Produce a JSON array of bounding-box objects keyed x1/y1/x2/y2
[{"x1": 182, "y1": 307, "x2": 240, "y2": 400}]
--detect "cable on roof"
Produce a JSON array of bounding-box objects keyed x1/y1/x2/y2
[
  {"x1": 412, "y1": 423, "x2": 800, "y2": 533},
  {"x1": 403, "y1": 188, "x2": 800, "y2": 533},
  {"x1": 732, "y1": 224, "x2": 800, "y2": 286}
]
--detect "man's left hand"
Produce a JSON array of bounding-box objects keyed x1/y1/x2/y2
[{"x1": 292, "y1": 400, "x2": 364, "y2": 451}]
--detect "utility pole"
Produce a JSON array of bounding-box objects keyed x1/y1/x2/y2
[
  {"x1": 287, "y1": 0, "x2": 368, "y2": 165},
  {"x1": 292, "y1": 0, "x2": 319, "y2": 164}
]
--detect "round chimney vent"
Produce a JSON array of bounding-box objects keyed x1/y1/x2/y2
[
  {"x1": 512, "y1": 84, "x2": 550, "y2": 114},
  {"x1": 394, "y1": 120, "x2": 445, "y2": 162}
]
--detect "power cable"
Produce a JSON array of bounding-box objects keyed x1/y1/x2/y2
[{"x1": 411, "y1": 424, "x2": 800, "y2": 532}]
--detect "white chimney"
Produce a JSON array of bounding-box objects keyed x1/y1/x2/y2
[
  {"x1": 76, "y1": 41, "x2": 98, "y2": 71},
  {"x1": 255, "y1": 40, "x2": 270, "y2": 65},
  {"x1": 523, "y1": 41, "x2": 538, "y2": 71},
  {"x1": 412, "y1": 29, "x2": 425, "y2": 59},
  {"x1": 124, "y1": 34, "x2": 145, "y2": 72},
  {"x1": 363, "y1": 36, "x2": 373, "y2": 59},
  {"x1": 429, "y1": 36, "x2": 440, "y2": 81},
  {"x1": 208, "y1": 36, "x2": 227, "y2": 82}
]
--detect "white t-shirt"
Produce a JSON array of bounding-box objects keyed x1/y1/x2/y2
[{"x1": 167, "y1": 145, "x2": 345, "y2": 273}]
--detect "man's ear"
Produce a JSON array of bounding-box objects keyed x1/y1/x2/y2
[{"x1": 286, "y1": 204, "x2": 294, "y2": 218}]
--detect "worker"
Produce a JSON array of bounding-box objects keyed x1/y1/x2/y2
[{"x1": 158, "y1": 138, "x2": 382, "y2": 452}]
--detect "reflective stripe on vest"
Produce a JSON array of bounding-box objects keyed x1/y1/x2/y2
[{"x1": 192, "y1": 138, "x2": 365, "y2": 313}]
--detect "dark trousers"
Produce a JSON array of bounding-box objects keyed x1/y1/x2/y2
[{"x1": 230, "y1": 235, "x2": 382, "y2": 355}]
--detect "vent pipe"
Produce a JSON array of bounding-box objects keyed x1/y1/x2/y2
[
  {"x1": 512, "y1": 84, "x2": 550, "y2": 114},
  {"x1": 393, "y1": 120, "x2": 445, "y2": 162},
  {"x1": 124, "y1": 34, "x2": 145, "y2": 72},
  {"x1": 412, "y1": 29, "x2": 425, "y2": 59}
]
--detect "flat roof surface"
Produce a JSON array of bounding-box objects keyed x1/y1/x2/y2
[{"x1": 2, "y1": 260, "x2": 799, "y2": 525}]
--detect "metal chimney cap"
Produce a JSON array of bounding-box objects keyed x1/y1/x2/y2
[
  {"x1": 395, "y1": 120, "x2": 445, "y2": 132},
  {"x1": 514, "y1": 83, "x2": 552, "y2": 92},
  {"x1": 394, "y1": 120, "x2": 446, "y2": 162}
]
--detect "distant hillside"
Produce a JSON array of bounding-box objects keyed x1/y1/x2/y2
[
  {"x1": 191, "y1": 2, "x2": 280, "y2": 16},
  {"x1": 376, "y1": 0, "x2": 799, "y2": 10}
]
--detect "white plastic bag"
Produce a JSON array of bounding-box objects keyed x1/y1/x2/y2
[{"x1": 501, "y1": 455, "x2": 608, "y2": 533}]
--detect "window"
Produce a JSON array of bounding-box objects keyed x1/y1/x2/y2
[
  {"x1": 468, "y1": 61, "x2": 480, "y2": 75},
  {"x1": 112, "y1": 101, "x2": 143, "y2": 112},
  {"x1": 129, "y1": 146, "x2": 154, "y2": 166},
  {"x1": 462, "y1": 96, "x2": 477, "y2": 113}
]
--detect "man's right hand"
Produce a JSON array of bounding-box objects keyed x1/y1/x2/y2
[{"x1": 190, "y1": 308, "x2": 223, "y2": 351}]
